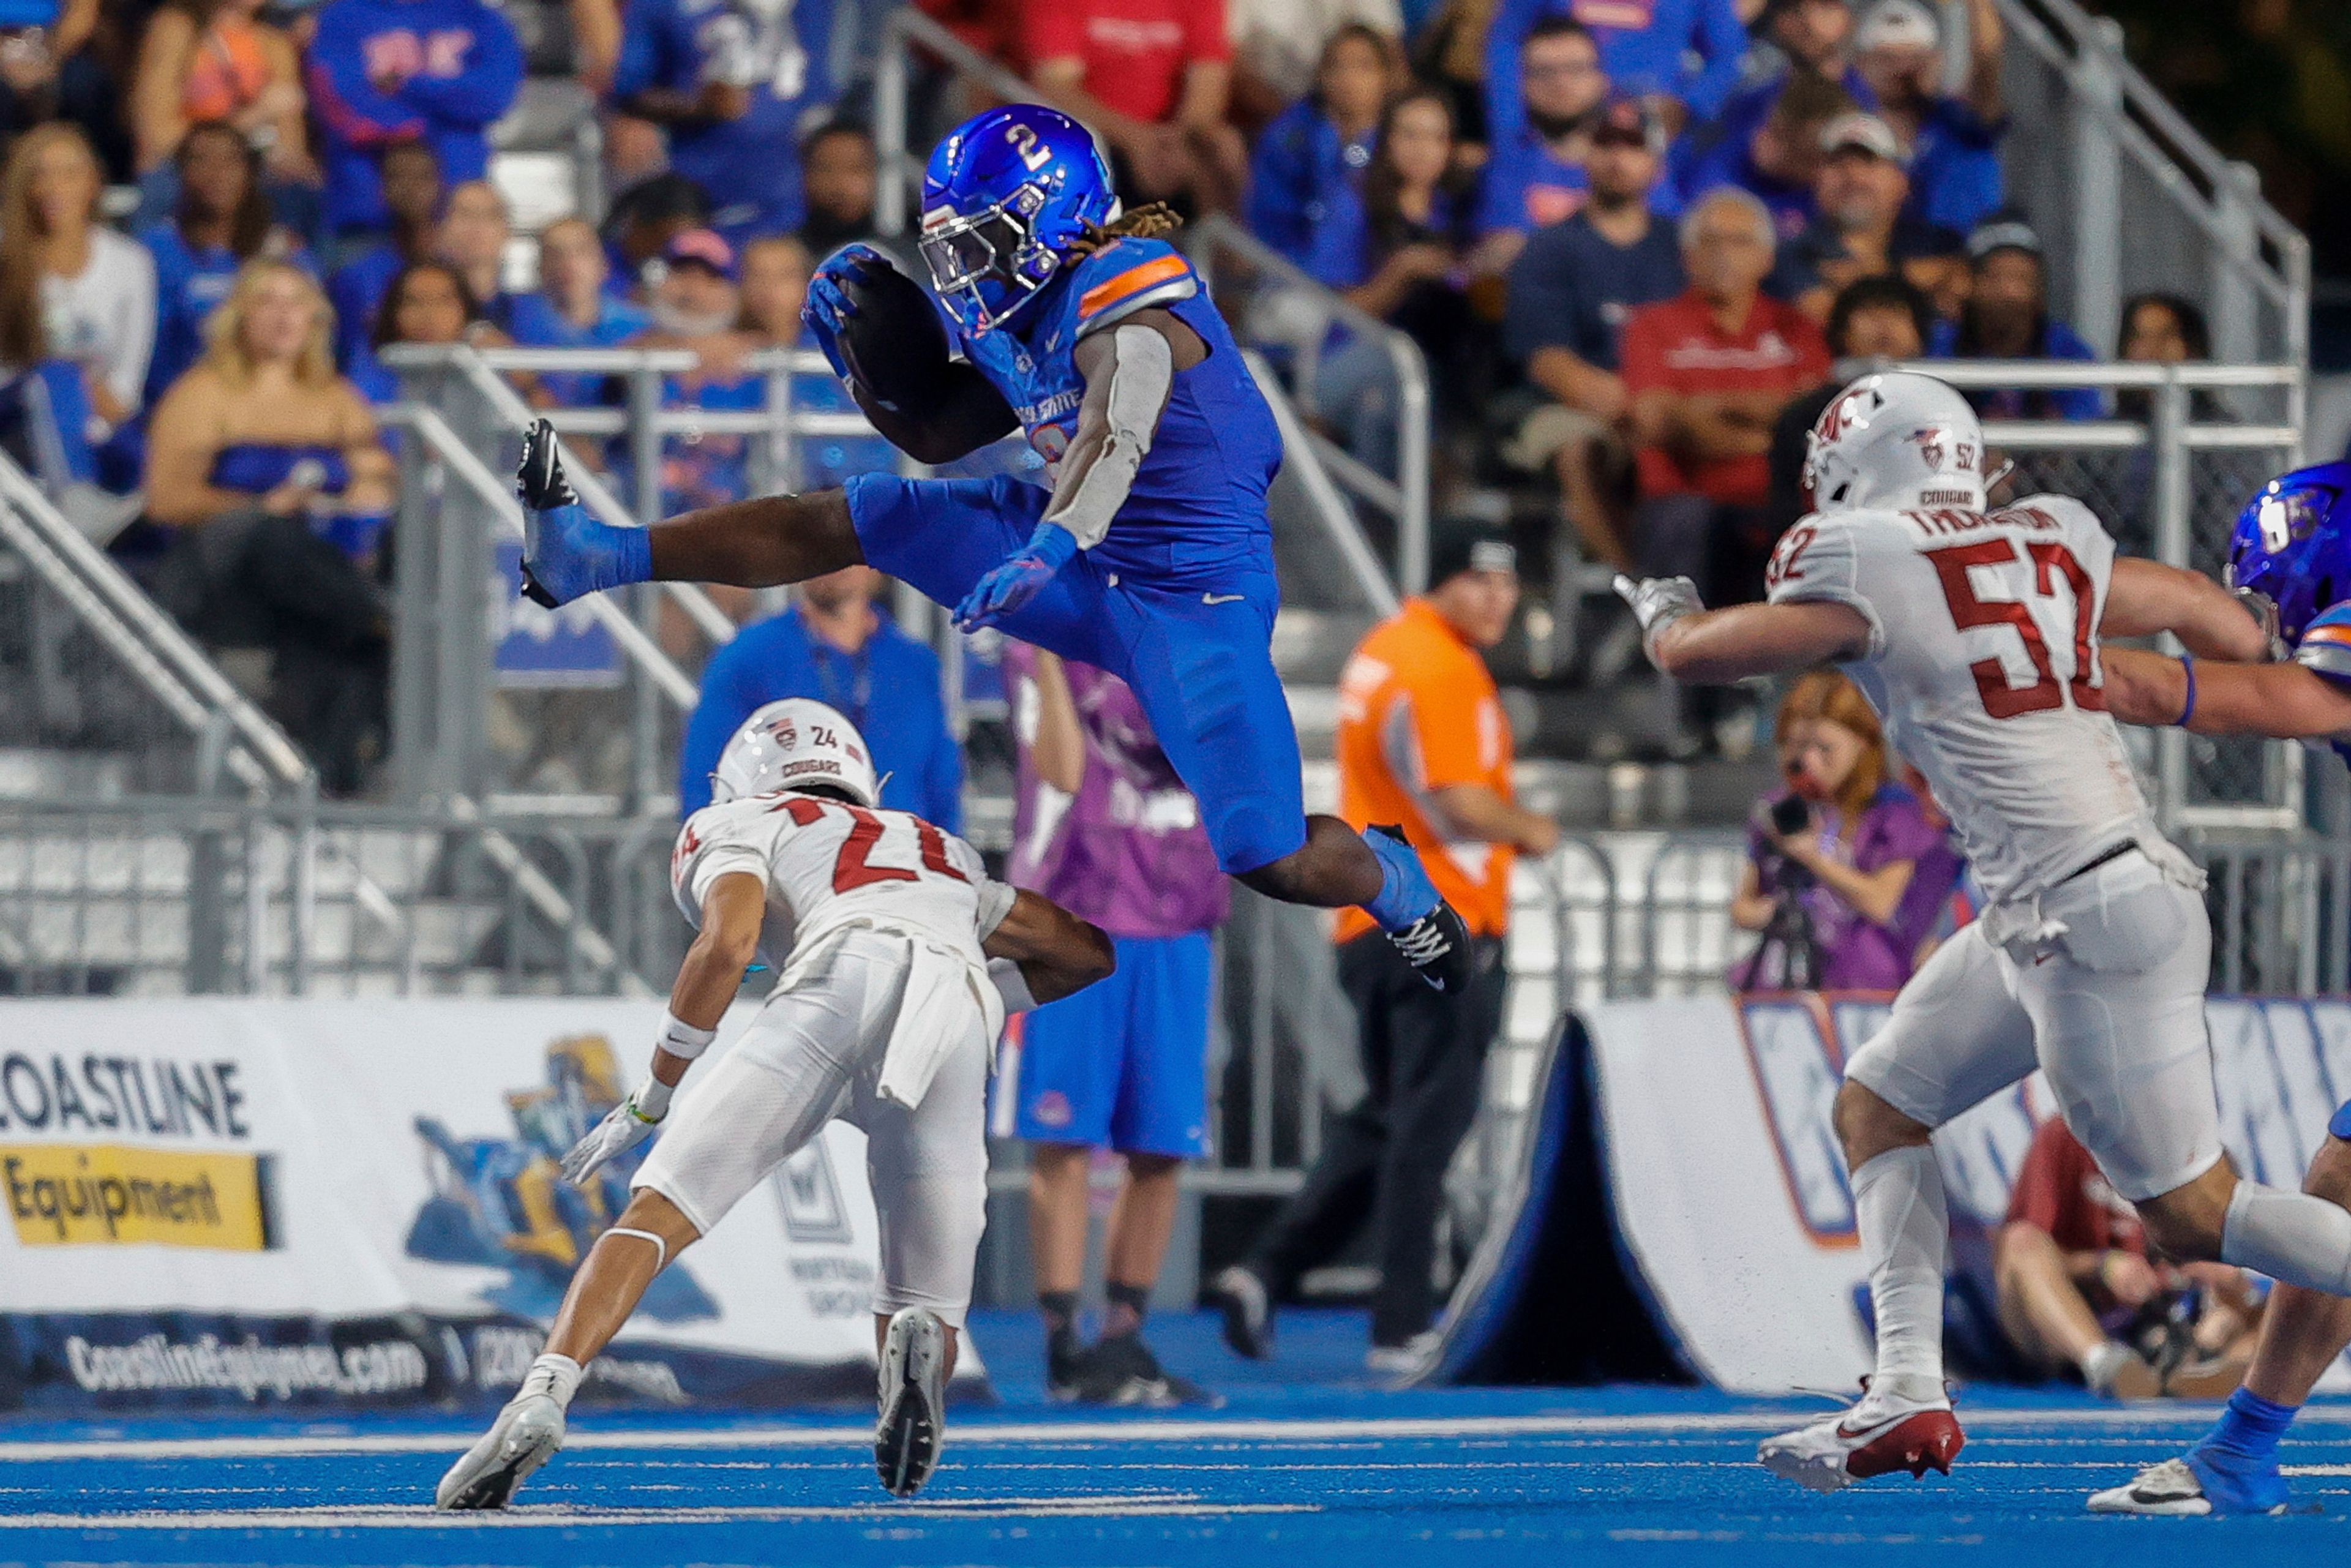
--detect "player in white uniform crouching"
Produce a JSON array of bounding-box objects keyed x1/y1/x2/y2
[
  {"x1": 1615, "y1": 371, "x2": 2351, "y2": 1495},
  {"x1": 435, "y1": 698, "x2": 1114, "y2": 1510}
]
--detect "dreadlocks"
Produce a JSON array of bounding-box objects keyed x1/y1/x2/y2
[{"x1": 1067, "y1": 203, "x2": 1183, "y2": 255}]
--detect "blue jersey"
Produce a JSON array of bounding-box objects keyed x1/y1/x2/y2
[
  {"x1": 950, "y1": 238, "x2": 1281, "y2": 583},
  {"x1": 614, "y1": 0, "x2": 834, "y2": 241}
]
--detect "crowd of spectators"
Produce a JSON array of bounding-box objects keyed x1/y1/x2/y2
[{"x1": 0, "y1": 0, "x2": 2224, "y2": 790}]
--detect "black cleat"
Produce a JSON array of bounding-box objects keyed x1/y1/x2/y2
[
  {"x1": 1205, "y1": 1266, "x2": 1273, "y2": 1360},
  {"x1": 1044, "y1": 1324, "x2": 1086, "y2": 1403},
  {"x1": 1388, "y1": 898, "x2": 1472, "y2": 993},
  {"x1": 516, "y1": 417, "x2": 579, "y2": 511},
  {"x1": 1067, "y1": 1331, "x2": 1213, "y2": 1408}
]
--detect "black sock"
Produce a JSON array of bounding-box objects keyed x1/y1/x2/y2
[
  {"x1": 1104, "y1": 1280, "x2": 1150, "y2": 1339},
  {"x1": 1040, "y1": 1289, "x2": 1079, "y2": 1339}
]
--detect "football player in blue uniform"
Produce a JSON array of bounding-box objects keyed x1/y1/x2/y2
[
  {"x1": 2088, "y1": 460, "x2": 2351, "y2": 1516},
  {"x1": 516, "y1": 105, "x2": 1472, "y2": 989}
]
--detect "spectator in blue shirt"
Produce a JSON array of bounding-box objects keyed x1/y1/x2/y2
[
  {"x1": 613, "y1": 0, "x2": 835, "y2": 246},
  {"x1": 1693, "y1": 0, "x2": 1870, "y2": 177},
  {"x1": 1930, "y1": 218, "x2": 2102, "y2": 421},
  {"x1": 734, "y1": 233, "x2": 887, "y2": 491},
  {"x1": 141, "y1": 121, "x2": 314, "y2": 410},
  {"x1": 613, "y1": 228, "x2": 763, "y2": 530},
  {"x1": 303, "y1": 0, "x2": 522, "y2": 238},
  {"x1": 1307, "y1": 87, "x2": 1477, "y2": 478},
  {"x1": 1853, "y1": 0, "x2": 2006, "y2": 234},
  {"x1": 1485, "y1": 0, "x2": 1749, "y2": 141},
  {"x1": 1669, "y1": 69, "x2": 1852, "y2": 244},
  {"x1": 1477, "y1": 17, "x2": 1607, "y2": 245},
  {"x1": 1502, "y1": 96, "x2": 1684, "y2": 572},
  {"x1": 601, "y1": 169, "x2": 712, "y2": 303},
  {"x1": 324, "y1": 138, "x2": 440, "y2": 370},
  {"x1": 1245, "y1": 23, "x2": 1400, "y2": 267},
  {"x1": 509, "y1": 216, "x2": 648, "y2": 407},
  {"x1": 678, "y1": 563, "x2": 963, "y2": 826}
]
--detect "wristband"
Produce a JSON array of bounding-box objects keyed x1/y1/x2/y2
[
  {"x1": 631, "y1": 1076, "x2": 674, "y2": 1122},
  {"x1": 655, "y1": 1011, "x2": 718, "y2": 1060},
  {"x1": 2175, "y1": 653, "x2": 2196, "y2": 728}
]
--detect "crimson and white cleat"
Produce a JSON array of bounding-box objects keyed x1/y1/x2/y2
[{"x1": 1758, "y1": 1383, "x2": 1964, "y2": 1494}]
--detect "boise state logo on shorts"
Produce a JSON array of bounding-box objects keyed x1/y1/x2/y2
[{"x1": 1032, "y1": 1090, "x2": 1073, "y2": 1128}]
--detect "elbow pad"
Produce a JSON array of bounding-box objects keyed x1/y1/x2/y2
[{"x1": 1041, "y1": 323, "x2": 1172, "y2": 550}]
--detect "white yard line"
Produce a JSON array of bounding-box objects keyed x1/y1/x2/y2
[
  {"x1": 0, "y1": 1494, "x2": 1321, "y2": 1530},
  {"x1": 0, "y1": 1405, "x2": 2293, "y2": 1465}
]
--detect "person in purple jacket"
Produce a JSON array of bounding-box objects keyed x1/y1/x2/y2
[
  {"x1": 1730, "y1": 668, "x2": 1957, "y2": 992},
  {"x1": 1001, "y1": 642, "x2": 1228, "y2": 1406},
  {"x1": 304, "y1": 0, "x2": 522, "y2": 239}
]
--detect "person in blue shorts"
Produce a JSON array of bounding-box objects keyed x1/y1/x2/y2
[
  {"x1": 1001, "y1": 642, "x2": 1226, "y2": 1404},
  {"x1": 514, "y1": 103, "x2": 1472, "y2": 990}
]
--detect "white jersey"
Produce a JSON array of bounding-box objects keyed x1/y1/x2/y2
[
  {"x1": 1764, "y1": 493, "x2": 2156, "y2": 907},
  {"x1": 670, "y1": 792, "x2": 1014, "y2": 972}
]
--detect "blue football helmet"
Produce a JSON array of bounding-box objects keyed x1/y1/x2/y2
[
  {"x1": 2225, "y1": 460, "x2": 2351, "y2": 647},
  {"x1": 918, "y1": 105, "x2": 1117, "y2": 336}
]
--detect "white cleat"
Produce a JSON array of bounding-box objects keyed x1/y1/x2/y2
[
  {"x1": 876, "y1": 1307, "x2": 950, "y2": 1498},
  {"x1": 435, "y1": 1391, "x2": 566, "y2": 1510},
  {"x1": 2087, "y1": 1457, "x2": 2214, "y2": 1517},
  {"x1": 1758, "y1": 1384, "x2": 1965, "y2": 1494}
]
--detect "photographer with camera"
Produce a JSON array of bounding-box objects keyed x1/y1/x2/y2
[{"x1": 1729, "y1": 669, "x2": 1954, "y2": 992}]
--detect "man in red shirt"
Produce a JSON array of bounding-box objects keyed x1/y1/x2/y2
[
  {"x1": 1621, "y1": 186, "x2": 1829, "y2": 610},
  {"x1": 1997, "y1": 1117, "x2": 2264, "y2": 1400},
  {"x1": 1022, "y1": 0, "x2": 1247, "y2": 211}
]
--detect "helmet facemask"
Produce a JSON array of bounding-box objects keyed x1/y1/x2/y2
[{"x1": 920, "y1": 182, "x2": 1061, "y2": 335}]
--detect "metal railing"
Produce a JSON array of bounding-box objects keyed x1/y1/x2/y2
[
  {"x1": 2000, "y1": 0, "x2": 2309, "y2": 366},
  {"x1": 1201, "y1": 221, "x2": 1432, "y2": 595},
  {"x1": 0, "y1": 451, "x2": 310, "y2": 798}
]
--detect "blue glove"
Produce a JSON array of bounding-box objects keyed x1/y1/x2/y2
[
  {"x1": 516, "y1": 418, "x2": 649, "y2": 608},
  {"x1": 802, "y1": 242, "x2": 891, "y2": 383},
  {"x1": 954, "y1": 522, "x2": 1079, "y2": 632}
]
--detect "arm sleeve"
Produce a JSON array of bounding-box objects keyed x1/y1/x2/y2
[
  {"x1": 304, "y1": 13, "x2": 429, "y2": 146},
  {"x1": 1681, "y1": 0, "x2": 1752, "y2": 121},
  {"x1": 1764, "y1": 516, "x2": 1888, "y2": 658},
  {"x1": 1480, "y1": 0, "x2": 1547, "y2": 146},
  {"x1": 399, "y1": 7, "x2": 524, "y2": 128},
  {"x1": 677, "y1": 643, "x2": 757, "y2": 816}
]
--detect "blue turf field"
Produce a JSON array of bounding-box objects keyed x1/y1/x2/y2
[{"x1": 9, "y1": 1310, "x2": 2351, "y2": 1567}]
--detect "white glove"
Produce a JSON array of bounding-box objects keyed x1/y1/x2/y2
[
  {"x1": 560, "y1": 1085, "x2": 667, "y2": 1186},
  {"x1": 1613, "y1": 574, "x2": 1704, "y2": 667}
]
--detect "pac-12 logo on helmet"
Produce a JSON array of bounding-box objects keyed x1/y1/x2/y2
[
  {"x1": 918, "y1": 105, "x2": 1117, "y2": 337},
  {"x1": 710, "y1": 698, "x2": 882, "y2": 809}
]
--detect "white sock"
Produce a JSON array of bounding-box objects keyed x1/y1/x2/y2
[
  {"x1": 519, "y1": 1352, "x2": 583, "y2": 1410},
  {"x1": 2079, "y1": 1339, "x2": 2133, "y2": 1391},
  {"x1": 1852, "y1": 1144, "x2": 1949, "y2": 1403},
  {"x1": 2222, "y1": 1181, "x2": 2351, "y2": 1296}
]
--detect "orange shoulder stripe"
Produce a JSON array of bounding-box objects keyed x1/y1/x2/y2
[{"x1": 1078, "y1": 253, "x2": 1190, "y2": 318}]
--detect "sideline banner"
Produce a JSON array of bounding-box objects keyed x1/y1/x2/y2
[
  {"x1": 0, "y1": 998, "x2": 969, "y2": 1414},
  {"x1": 1581, "y1": 993, "x2": 2351, "y2": 1395}
]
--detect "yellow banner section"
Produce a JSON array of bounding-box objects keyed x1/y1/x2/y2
[{"x1": 1, "y1": 1144, "x2": 274, "y2": 1250}]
